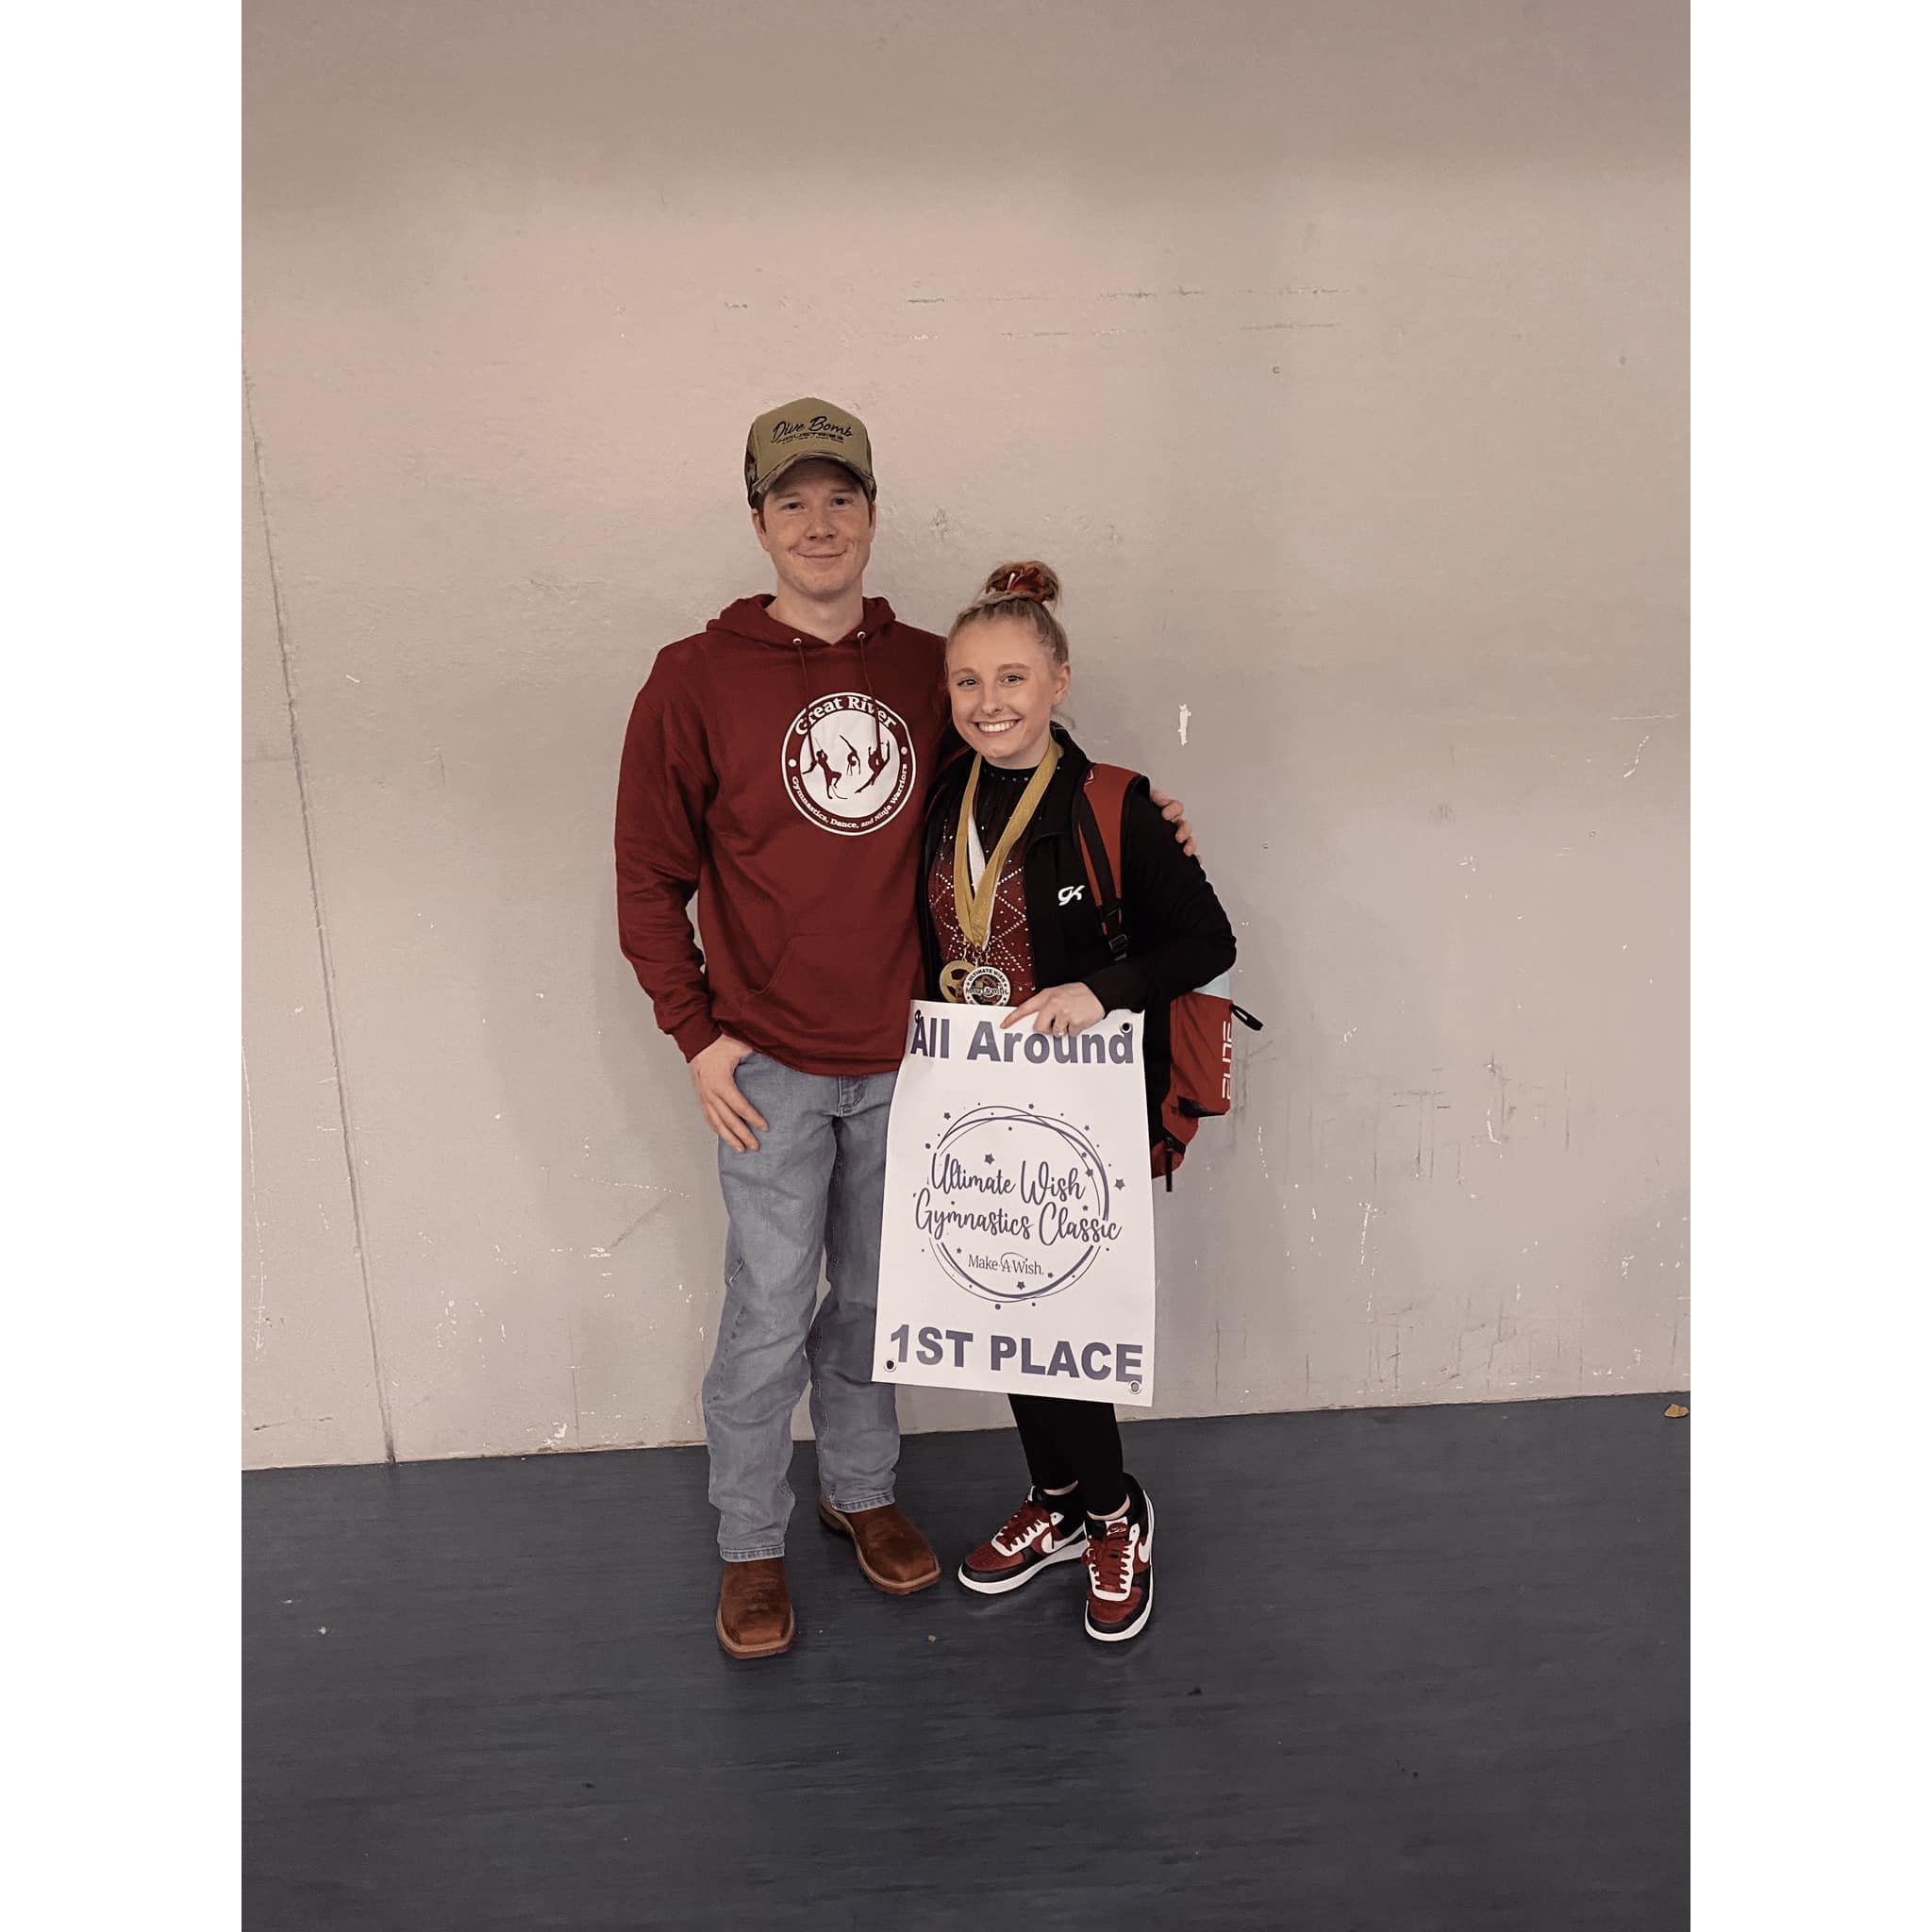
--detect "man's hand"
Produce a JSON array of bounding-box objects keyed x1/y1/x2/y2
[
  {"x1": 691, "y1": 1033, "x2": 770, "y2": 1153},
  {"x1": 1148, "y1": 785, "x2": 1195, "y2": 858},
  {"x1": 1002, "y1": 983, "x2": 1107, "y2": 1036}
]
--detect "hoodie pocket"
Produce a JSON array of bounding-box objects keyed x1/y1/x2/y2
[
  {"x1": 748, "y1": 940, "x2": 797, "y2": 1000},
  {"x1": 753, "y1": 926, "x2": 917, "y2": 1039}
]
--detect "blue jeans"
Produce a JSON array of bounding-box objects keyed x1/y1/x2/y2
[{"x1": 701, "y1": 1052, "x2": 901, "y2": 1560}]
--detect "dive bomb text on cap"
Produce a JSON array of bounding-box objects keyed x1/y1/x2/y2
[{"x1": 744, "y1": 396, "x2": 876, "y2": 505}]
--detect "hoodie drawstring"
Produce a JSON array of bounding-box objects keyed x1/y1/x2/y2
[
  {"x1": 791, "y1": 640, "x2": 813, "y2": 717},
  {"x1": 791, "y1": 627, "x2": 883, "y2": 770},
  {"x1": 855, "y1": 632, "x2": 882, "y2": 763}
]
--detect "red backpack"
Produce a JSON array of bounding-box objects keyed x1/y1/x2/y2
[{"x1": 1074, "y1": 764, "x2": 1263, "y2": 1188}]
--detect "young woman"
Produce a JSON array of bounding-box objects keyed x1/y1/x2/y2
[{"x1": 915, "y1": 560, "x2": 1237, "y2": 1643}]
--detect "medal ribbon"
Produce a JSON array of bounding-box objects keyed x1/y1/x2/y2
[{"x1": 952, "y1": 741, "x2": 1061, "y2": 954}]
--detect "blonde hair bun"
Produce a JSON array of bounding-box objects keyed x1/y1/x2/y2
[
  {"x1": 948, "y1": 559, "x2": 1072, "y2": 668},
  {"x1": 974, "y1": 560, "x2": 1061, "y2": 609}
]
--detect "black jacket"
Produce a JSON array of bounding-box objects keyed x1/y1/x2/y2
[{"x1": 915, "y1": 724, "x2": 1238, "y2": 1141}]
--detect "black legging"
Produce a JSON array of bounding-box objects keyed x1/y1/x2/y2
[{"x1": 1008, "y1": 1395, "x2": 1127, "y2": 1519}]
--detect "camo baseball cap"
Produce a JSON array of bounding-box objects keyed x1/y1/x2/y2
[{"x1": 744, "y1": 396, "x2": 876, "y2": 505}]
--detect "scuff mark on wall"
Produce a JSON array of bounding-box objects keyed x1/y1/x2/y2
[
  {"x1": 566, "y1": 1308, "x2": 582, "y2": 1445},
  {"x1": 1483, "y1": 1057, "x2": 1518, "y2": 1144},
  {"x1": 607, "y1": 1195, "x2": 676, "y2": 1253},
  {"x1": 246, "y1": 372, "x2": 393, "y2": 1462}
]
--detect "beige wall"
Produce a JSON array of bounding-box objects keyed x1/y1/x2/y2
[{"x1": 242, "y1": 0, "x2": 1688, "y2": 1468}]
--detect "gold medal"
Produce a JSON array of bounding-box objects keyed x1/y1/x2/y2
[{"x1": 939, "y1": 744, "x2": 1059, "y2": 1004}]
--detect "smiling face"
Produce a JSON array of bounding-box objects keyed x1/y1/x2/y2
[
  {"x1": 945, "y1": 614, "x2": 1071, "y2": 769},
  {"x1": 752, "y1": 458, "x2": 875, "y2": 608}
]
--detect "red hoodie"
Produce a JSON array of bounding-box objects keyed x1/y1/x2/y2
[{"x1": 615, "y1": 594, "x2": 954, "y2": 1074}]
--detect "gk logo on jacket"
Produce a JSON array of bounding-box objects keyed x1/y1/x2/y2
[
  {"x1": 875, "y1": 1000, "x2": 1158, "y2": 1406},
  {"x1": 781, "y1": 692, "x2": 916, "y2": 835}
]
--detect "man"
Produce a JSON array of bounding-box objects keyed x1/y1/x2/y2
[{"x1": 615, "y1": 398, "x2": 1190, "y2": 1658}]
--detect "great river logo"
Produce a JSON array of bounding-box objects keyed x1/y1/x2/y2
[
  {"x1": 780, "y1": 691, "x2": 916, "y2": 836},
  {"x1": 912, "y1": 1104, "x2": 1124, "y2": 1305}
]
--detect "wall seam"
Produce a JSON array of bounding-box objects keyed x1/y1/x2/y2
[{"x1": 244, "y1": 372, "x2": 397, "y2": 1463}]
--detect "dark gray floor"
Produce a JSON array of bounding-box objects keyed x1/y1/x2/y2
[{"x1": 244, "y1": 1393, "x2": 1689, "y2": 1931}]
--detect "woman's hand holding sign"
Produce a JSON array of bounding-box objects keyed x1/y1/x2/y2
[{"x1": 1003, "y1": 982, "x2": 1106, "y2": 1036}]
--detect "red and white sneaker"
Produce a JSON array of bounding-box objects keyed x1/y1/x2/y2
[
  {"x1": 1082, "y1": 1479, "x2": 1155, "y2": 1642},
  {"x1": 957, "y1": 1487, "x2": 1090, "y2": 1595}
]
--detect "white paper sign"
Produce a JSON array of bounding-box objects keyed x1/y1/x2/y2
[{"x1": 874, "y1": 1000, "x2": 1158, "y2": 1407}]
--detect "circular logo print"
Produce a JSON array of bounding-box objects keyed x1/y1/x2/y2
[
  {"x1": 781, "y1": 692, "x2": 916, "y2": 836},
  {"x1": 924, "y1": 1104, "x2": 1118, "y2": 1306}
]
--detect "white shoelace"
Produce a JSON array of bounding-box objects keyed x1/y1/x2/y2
[
  {"x1": 1086, "y1": 1522, "x2": 1139, "y2": 1601},
  {"x1": 992, "y1": 1495, "x2": 1082, "y2": 1557},
  {"x1": 992, "y1": 1507, "x2": 1052, "y2": 1557}
]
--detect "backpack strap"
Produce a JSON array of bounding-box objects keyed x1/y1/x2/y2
[{"x1": 1073, "y1": 764, "x2": 1137, "y2": 965}]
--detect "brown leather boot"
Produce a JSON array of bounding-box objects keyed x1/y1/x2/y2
[
  {"x1": 817, "y1": 1501, "x2": 941, "y2": 1595},
  {"x1": 715, "y1": 1557, "x2": 795, "y2": 1658}
]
